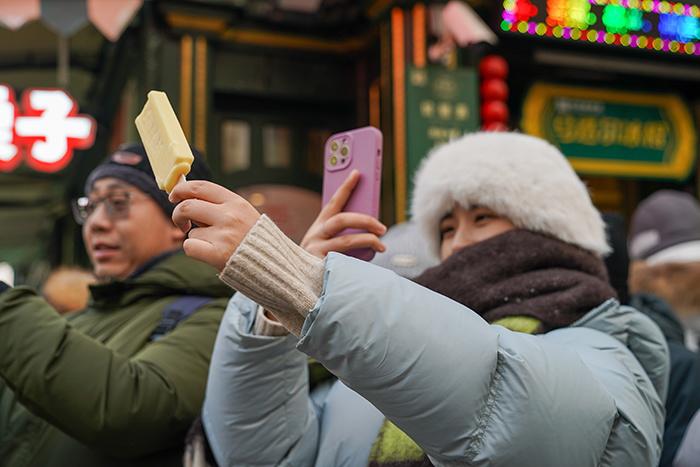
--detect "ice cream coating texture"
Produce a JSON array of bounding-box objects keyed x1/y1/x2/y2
[{"x1": 135, "y1": 90, "x2": 194, "y2": 192}]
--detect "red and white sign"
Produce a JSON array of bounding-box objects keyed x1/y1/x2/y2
[{"x1": 0, "y1": 85, "x2": 95, "y2": 173}]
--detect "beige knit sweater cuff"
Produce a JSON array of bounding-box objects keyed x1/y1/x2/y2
[
  {"x1": 254, "y1": 306, "x2": 290, "y2": 337},
  {"x1": 219, "y1": 214, "x2": 325, "y2": 336}
]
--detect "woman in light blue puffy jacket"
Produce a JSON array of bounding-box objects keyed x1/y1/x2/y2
[{"x1": 172, "y1": 132, "x2": 669, "y2": 467}]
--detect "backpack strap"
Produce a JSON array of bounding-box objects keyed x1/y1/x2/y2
[{"x1": 150, "y1": 295, "x2": 214, "y2": 342}]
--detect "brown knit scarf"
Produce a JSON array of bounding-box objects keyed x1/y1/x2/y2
[{"x1": 414, "y1": 229, "x2": 617, "y2": 333}]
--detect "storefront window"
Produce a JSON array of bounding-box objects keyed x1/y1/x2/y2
[
  {"x1": 263, "y1": 124, "x2": 292, "y2": 168},
  {"x1": 307, "y1": 128, "x2": 332, "y2": 175},
  {"x1": 236, "y1": 184, "x2": 322, "y2": 243},
  {"x1": 221, "y1": 120, "x2": 251, "y2": 173}
]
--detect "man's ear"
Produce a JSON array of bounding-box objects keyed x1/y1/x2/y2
[{"x1": 169, "y1": 221, "x2": 187, "y2": 243}]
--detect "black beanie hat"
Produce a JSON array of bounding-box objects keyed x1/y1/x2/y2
[{"x1": 84, "y1": 143, "x2": 212, "y2": 218}]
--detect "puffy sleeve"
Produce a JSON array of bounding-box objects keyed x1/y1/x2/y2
[
  {"x1": 202, "y1": 293, "x2": 319, "y2": 466},
  {"x1": 296, "y1": 254, "x2": 641, "y2": 466}
]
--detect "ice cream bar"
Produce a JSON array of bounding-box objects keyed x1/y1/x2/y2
[{"x1": 135, "y1": 90, "x2": 194, "y2": 193}]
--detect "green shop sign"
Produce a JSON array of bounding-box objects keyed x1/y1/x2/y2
[
  {"x1": 522, "y1": 83, "x2": 696, "y2": 180},
  {"x1": 404, "y1": 65, "x2": 479, "y2": 205}
]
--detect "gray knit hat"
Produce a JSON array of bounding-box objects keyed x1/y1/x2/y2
[
  {"x1": 370, "y1": 221, "x2": 439, "y2": 278},
  {"x1": 629, "y1": 190, "x2": 700, "y2": 264}
]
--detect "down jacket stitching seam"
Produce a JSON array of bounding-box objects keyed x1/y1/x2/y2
[
  {"x1": 596, "y1": 411, "x2": 620, "y2": 467},
  {"x1": 464, "y1": 350, "x2": 504, "y2": 462}
]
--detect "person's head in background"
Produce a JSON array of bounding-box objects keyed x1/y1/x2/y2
[
  {"x1": 370, "y1": 221, "x2": 439, "y2": 278},
  {"x1": 410, "y1": 132, "x2": 614, "y2": 334},
  {"x1": 73, "y1": 143, "x2": 211, "y2": 282},
  {"x1": 628, "y1": 190, "x2": 700, "y2": 332},
  {"x1": 42, "y1": 266, "x2": 97, "y2": 314}
]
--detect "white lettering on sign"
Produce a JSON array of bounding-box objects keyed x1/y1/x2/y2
[
  {"x1": 0, "y1": 86, "x2": 19, "y2": 170},
  {"x1": 0, "y1": 85, "x2": 95, "y2": 173}
]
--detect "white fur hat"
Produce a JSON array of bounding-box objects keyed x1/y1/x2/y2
[{"x1": 411, "y1": 132, "x2": 609, "y2": 257}]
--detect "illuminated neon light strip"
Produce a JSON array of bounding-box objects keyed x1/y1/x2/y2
[
  {"x1": 589, "y1": 0, "x2": 700, "y2": 16},
  {"x1": 501, "y1": 0, "x2": 699, "y2": 55}
]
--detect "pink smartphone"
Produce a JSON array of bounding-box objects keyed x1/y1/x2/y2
[{"x1": 322, "y1": 126, "x2": 383, "y2": 261}]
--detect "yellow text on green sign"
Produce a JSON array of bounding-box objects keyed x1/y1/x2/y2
[{"x1": 522, "y1": 83, "x2": 696, "y2": 180}]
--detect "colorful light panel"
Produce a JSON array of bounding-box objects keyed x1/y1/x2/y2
[{"x1": 501, "y1": 0, "x2": 700, "y2": 56}]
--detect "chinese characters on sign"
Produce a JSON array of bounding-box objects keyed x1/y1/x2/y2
[
  {"x1": 0, "y1": 86, "x2": 17, "y2": 166},
  {"x1": 404, "y1": 66, "x2": 479, "y2": 208},
  {"x1": 0, "y1": 85, "x2": 95, "y2": 173},
  {"x1": 552, "y1": 114, "x2": 669, "y2": 150},
  {"x1": 522, "y1": 83, "x2": 696, "y2": 179}
]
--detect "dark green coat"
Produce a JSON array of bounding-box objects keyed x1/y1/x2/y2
[{"x1": 0, "y1": 252, "x2": 231, "y2": 467}]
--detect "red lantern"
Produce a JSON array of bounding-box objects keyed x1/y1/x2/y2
[
  {"x1": 481, "y1": 101, "x2": 509, "y2": 124},
  {"x1": 479, "y1": 54, "x2": 510, "y2": 130},
  {"x1": 479, "y1": 55, "x2": 509, "y2": 80},
  {"x1": 480, "y1": 79, "x2": 509, "y2": 102},
  {"x1": 482, "y1": 121, "x2": 509, "y2": 132}
]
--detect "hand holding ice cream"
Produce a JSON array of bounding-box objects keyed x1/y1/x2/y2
[{"x1": 169, "y1": 181, "x2": 260, "y2": 271}]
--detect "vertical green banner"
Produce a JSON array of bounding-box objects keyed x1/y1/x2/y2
[{"x1": 404, "y1": 65, "x2": 479, "y2": 208}]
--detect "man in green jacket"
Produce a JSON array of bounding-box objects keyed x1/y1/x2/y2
[{"x1": 0, "y1": 144, "x2": 231, "y2": 467}]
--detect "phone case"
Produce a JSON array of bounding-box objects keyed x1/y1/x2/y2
[{"x1": 322, "y1": 126, "x2": 383, "y2": 261}]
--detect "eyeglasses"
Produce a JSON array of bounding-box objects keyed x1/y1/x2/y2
[{"x1": 72, "y1": 191, "x2": 135, "y2": 225}]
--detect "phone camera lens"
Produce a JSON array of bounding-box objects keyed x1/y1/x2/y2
[
  {"x1": 331, "y1": 141, "x2": 339, "y2": 151},
  {"x1": 330, "y1": 156, "x2": 338, "y2": 166},
  {"x1": 340, "y1": 146, "x2": 349, "y2": 156}
]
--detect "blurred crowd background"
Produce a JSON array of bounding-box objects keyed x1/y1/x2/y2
[{"x1": 0, "y1": 0, "x2": 698, "y2": 297}]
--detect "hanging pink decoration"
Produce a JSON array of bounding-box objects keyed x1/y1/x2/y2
[
  {"x1": 87, "y1": 0, "x2": 142, "y2": 42},
  {"x1": 0, "y1": 0, "x2": 40, "y2": 31}
]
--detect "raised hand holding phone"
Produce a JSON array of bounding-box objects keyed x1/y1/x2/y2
[
  {"x1": 319, "y1": 126, "x2": 383, "y2": 261},
  {"x1": 302, "y1": 169, "x2": 386, "y2": 258}
]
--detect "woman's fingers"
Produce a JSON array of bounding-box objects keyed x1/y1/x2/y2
[
  {"x1": 319, "y1": 170, "x2": 361, "y2": 220},
  {"x1": 322, "y1": 212, "x2": 387, "y2": 238},
  {"x1": 172, "y1": 199, "x2": 220, "y2": 233},
  {"x1": 322, "y1": 233, "x2": 386, "y2": 255},
  {"x1": 185, "y1": 225, "x2": 238, "y2": 271},
  {"x1": 182, "y1": 238, "x2": 219, "y2": 268},
  {"x1": 173, "y1": 217, "x2": 192, "y2": 233},
  {"x1": 171, "y1": 205, "x2": 192, "y2": 233},
  {"x1": 186, "y1": 224, "x2": 214, "y2": 241},
  {"x1": 174, "y1": 199, "x2": 222, "y2": 227},
  {"x1": 169, "y1": 180, "x2": 238, "y2": 205}
]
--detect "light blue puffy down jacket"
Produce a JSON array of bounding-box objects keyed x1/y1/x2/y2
[{"x1": 203, "y1": 253, "x2": 669, "y2": 467}]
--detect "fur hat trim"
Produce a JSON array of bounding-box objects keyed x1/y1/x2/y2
[{"x1": 411, "y1": 132, "x2": 610, "y2": 257}]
